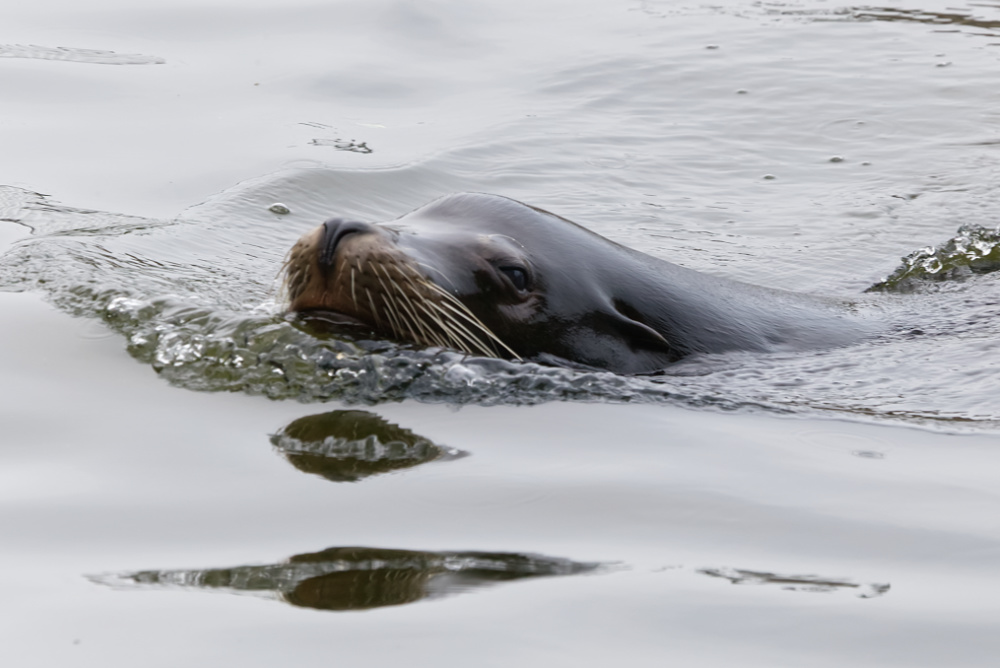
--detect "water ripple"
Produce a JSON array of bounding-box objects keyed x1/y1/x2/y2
[
  {"x1": 0, "y1": 44, "x2": 164, "y2": 65},
  {"x1": 1, "y1": 169, "x2": 998, "y2": 430}
]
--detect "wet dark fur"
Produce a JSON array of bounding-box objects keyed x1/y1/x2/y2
[{"x1": 284, "y1": 193, "x2": 879, "y2": 373}]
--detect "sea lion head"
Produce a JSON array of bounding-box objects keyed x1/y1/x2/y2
[{"x1": 283, "y1": 193, "x2": 680, "y2": 372}]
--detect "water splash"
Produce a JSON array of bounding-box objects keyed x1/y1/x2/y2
[{"x1": 869, "y1": 225, "x2": 1000, "y2": 293}]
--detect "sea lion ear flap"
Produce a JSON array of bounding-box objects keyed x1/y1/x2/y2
[{"x1": 609, "y1": 300, "x2": 674, "y2": 353}]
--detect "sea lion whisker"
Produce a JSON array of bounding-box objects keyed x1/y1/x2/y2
[
  {"x1": 393, "y1": 296, "x2": 423, "y2": 345},
  {"x1": 279, "y1": 271, "x2": 293, "y2": 301},
  {"x1": 411, "y1": 299, "x2": 456, "y2": 349},
  {"x1": 278, "y1": 248, "x2": 300, "y2": 282},
  {"x1": 397, "y1": 290, "x2": 451, "y2": 350},
  {"x1": 424, "y1": 306, "x2": 491, "y2": 356},
  {"x1": 386, "y1": 297, "x2": 408, "y2": 340},
  {"x1": 420, "y1": 280, "x2": 476, "y2": 309},
  {"x1": 387, "y1": 289, "x2": 427, "y2": 347},
  {"x1": 444, "y1": 324, "x2": 496, "y2": 357},
  {"x1": 430, "y1": 297, "x2": 520, "y2": 359},
  {"x1": 426, "y1": 297, "x2": 502, "y2": 354},
  {"x1": 373, "y1": 273, "x2": 407, "y2": 339},
  {"x1": 413, "y1": 262, "x2": 457, "y2": 291},
  {"x1": 399, "y1": 294, "x2": 451, "y2": 349},
  {"x1": 350, "y1": 265, "x2": 357, "y2": 308},
  {"x1": 279, "y1": 254, "x2": 301, "y2": 302},
  {"x1": 387, "y1": 275, "x2": 440, "y2": 346},
  {"x1": 387, "y1": 269, "x2": 469, "y2": 350},
  {"x1": 420, "y1": 299, "x2": 486, "y2": 351},
  {"x1": 397, "y1": 270, "x2": 424, "y2": 294},
  {"x1": 383, "y1": 304, "x2": 404, "y2": 340},
  {"x1": 418, "y1": 314, "x2": 452, "y2": 350},
  {"x1": 364, "y1": 287, "x2": 382, "y2": 328},
  {"x1": 391, "y1": 291, "x2": 428, "y2": 345},
  {"x1": 432, "y1": 290, "x2": 500, "y2": 337},
  {"x1": 443, "y1": 332, "x2": 482, "y2": 357},
  {"x1": 377, "y1": 281, "x2": 405, "y2": 339},
  {"x1": 335, "y1": 257, "x2": 347, "y2": 301},
  {"x1": 425, "y1": 300, "x2": 502, "y2": 358}
]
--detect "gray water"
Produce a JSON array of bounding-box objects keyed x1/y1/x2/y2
[{"x1": 3, "y1": 0, "x2": 1000, "y2": 666}]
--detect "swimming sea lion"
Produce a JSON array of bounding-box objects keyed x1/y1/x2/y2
[{"x1": 283, "y1": 193, "x2": 879, "y2": 374}]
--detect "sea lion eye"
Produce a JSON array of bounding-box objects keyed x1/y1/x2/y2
[{"x1": 499, "y1": 266, "x2": 529, "y2": 291}]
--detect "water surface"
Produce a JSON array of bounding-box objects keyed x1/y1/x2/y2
[{"x1": 3, "y1": 0, "x2": 1000, "y2": 665}]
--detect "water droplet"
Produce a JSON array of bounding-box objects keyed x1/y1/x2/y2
[
  {"x1": 706, "y1": 44, "x2": 719, "y2": 50},
  {"x1": 736, "y1": 89, "x2": 748, "y2": 95},
  {"x1": 762, "y1": 174, "x2": 776, "y2": 180},
  {"x1": 852, "y1": 450, "x2": 885, "y2": 460},
  {"x1": 269, "y1": 203, "x2": 291, "y2": 215},
  {"x1": 829, "y1": 156, "x2": 844, "y2": 163}
]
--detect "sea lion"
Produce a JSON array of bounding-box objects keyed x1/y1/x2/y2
[{"x1": 283, "y1": 193, "x2": 879, "y2": 374}]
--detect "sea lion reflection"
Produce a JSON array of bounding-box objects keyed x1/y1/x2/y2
[
  {"x1": 271, "y1": 410, "x2": 466, "y2": 482},
  {"x1": 91, "y1": 546, "x2": 603, "y2": 612},
  {"x1": 699, "y1": 567, "x2": 890, "y2": 598}
]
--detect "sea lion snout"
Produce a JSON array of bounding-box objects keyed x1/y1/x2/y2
[{"x1": 319, "y1": 218, "x2": 379, "y2": 272}]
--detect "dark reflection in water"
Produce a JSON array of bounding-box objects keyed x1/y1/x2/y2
[
  {"x1": 855, "y1": 5, "x2": 1000, "y2": 32},
  {"x1": 271, "y1": 410, "x2": 467, "y2": 482},
  {"x1": 92, "y1": 547, "x2": 603, "y2": 612},
  {"x1": 644, "y1": 0, "x2": 1000, "y2": 36},
  {"x1": 699, "y1": 566, "x2": 890, "y2": 599}
]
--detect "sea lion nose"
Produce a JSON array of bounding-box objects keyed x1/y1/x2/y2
[{"x1": 318, "y1": 218, "x2": 377, "y2": 271}]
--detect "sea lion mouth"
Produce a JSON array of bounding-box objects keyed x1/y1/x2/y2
[{"x1": 282, "y1": 219, "x2": 520, "y2": 360}]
